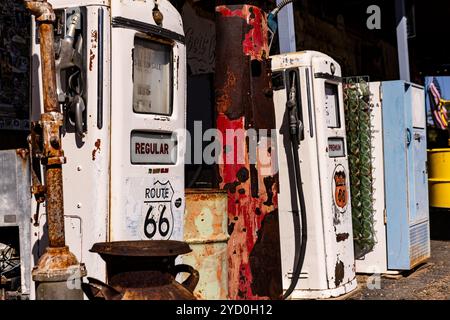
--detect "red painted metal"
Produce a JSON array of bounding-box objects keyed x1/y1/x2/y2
[{"x1": 215, "y1": 5, "x2": 282, "y2": 300}]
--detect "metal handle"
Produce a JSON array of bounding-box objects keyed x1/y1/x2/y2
[
  {"x1": 74, "y1": 95, "x2": 85, "y2": 138},
  {"x1": 174, "y1": 264, "x2": 200, "y2": 293},
  {"x1": 406, "y1": 128, "x2": 412, "y2": 146},
  {"x1": 83, "y1": 277, "x2": 122, "y2": 300}
]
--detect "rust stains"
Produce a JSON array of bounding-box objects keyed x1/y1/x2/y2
[
  {"x1": 85, "y1": 241, "x2": 199, "y2": 300},
  {"x1": 91, "y1": 30, "x2": 98, "y2": 44},
  {"x1": 38, "y1": 23, "x2": 59, "y2": 113},
  {"x1": 16, "y1": 148, "x2": 30, "y2": 173},
  {"x1": 216, "y1": 68, "x2": 237, "y2": 114},
  {"x1": 89, "y1": 49, "x2": 96, "y2": 71},
  {"x1": 215, "y1": 12, "x2": 251, "y2": 120},
  {"x1": 249, "y1": 210, "x2": 282, "y2": 299},
  {"x1": 34, "y1": 246, "x2": 79, "y2": 271},
  {"x1": 45, "y1": 166, "x2": 66, "y2": 247},
  {"x1": 90, "y1": 30, "x2": 98, "y2": 72},
  {"x1": 28, "y1": 5, "x2": 67, "y2": 249},
  {"x1": 16, "y1": 148, "x2": 29, "y2": 160},
  {"x1": 335, "y1": 259, "x2": 345, "y2": 287},
  {"x1": 92, "y1": 139, "x2": 101, "y2": 161},
  {"x1": 336, "y1": 233, "x2": 350, "y2": 242},
  {"x1": 249, "y1": 58, "x2": 276, "y2": 130},
  {"x1": 183, "y1": 190, "x2": 230, "y2": 299}
]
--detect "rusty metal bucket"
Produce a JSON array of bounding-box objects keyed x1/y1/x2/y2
[{"x1": 82, "y1": 241, "x2": 199, "y2": 300}]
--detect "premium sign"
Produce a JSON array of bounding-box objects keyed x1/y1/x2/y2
[
  {"x1": 131, "y1": 132, "x2": 177, "y2": 164},
  {"x1": 328, "y1": 138, "x2": 345, "y2": 158}
]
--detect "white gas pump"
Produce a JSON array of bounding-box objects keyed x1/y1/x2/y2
[
  {"x1": 272, "y1": 51, "x2": 357, "y2": 299},
  {"x1": 29, "y1": 0, "x2": 186, "y2": 297}
]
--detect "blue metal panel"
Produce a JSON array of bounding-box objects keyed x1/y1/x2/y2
[
  {"x1": 382, "y1": 81, "x2": 411, "y2": 270},
  {"x1": 382, "y1": 81, "x2": 430, "y2": 270},
  {"x1": 276, "y1": 0, "x2": 296, "y2": 53},
  {"x1": 395, "y1": 0, "x2": 410, "y2": 82},
  {"x1": 404, "y1": 84, "x2": 416, "y2": 226},
  {"x1": 410, "y1": 128, "x2": 429, "y2": 224}
]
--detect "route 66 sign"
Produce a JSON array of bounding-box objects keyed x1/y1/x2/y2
[
  {"x1": 142, "y1": 180, "x2": 174, "y2": 240},
  {"x1": 333, "y1": 165, "x2": 348, "y2": 213}
]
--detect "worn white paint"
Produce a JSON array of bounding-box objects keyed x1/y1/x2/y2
[{"x1": 354, "y1": 82, "x2": 388, "y2": 274}]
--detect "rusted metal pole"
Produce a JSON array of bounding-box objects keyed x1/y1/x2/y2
[
  {"x1": 215, "y1": 4, "x2": 282, "y2": 300},
  {"x1": 37, "y1": 24, "x2": 59, "y2": 114},
  {"x1": 25, "y1": 0, "x2": 65, "y2": 248},
  {"x1": 25, "y1": 0, "x2": 86, "y2": 300}
]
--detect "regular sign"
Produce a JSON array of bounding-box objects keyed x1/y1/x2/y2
[{"x1": 131, "y1": 131, "x2": 177, "y2": 164}]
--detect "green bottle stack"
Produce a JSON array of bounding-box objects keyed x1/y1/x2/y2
[{"x1": 344, "y1": 79, "x2": 376, "y2": 259}]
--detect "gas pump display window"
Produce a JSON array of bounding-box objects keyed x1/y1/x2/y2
[
  {"x1": 133, "y1": 37, "x2": 173, "y2": 115},
  {"x1": 325, "y1": 83, "x2": 341, "y2": 128}
]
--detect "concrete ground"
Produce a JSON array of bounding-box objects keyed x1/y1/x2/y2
[{"x1": 349, "y1": 210, "x2": 450, "y2": 300}]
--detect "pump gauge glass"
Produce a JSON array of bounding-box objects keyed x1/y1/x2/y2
[
  {"x1": 325, "y1": 83, "x2": 340, "y2": 128},
  {"x1": 133, "y1": 37, "x2": 173, "y2": 115}
]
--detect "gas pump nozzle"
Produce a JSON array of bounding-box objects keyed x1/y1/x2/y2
[
  {"x1": 56, "y1": 12, "x2": 83, "y2": 101},
  {"x1": 287, "y1": 74, "x2": 303, "y2": 141},
  {"x1": 55, "y1": 12, "x2": 86, "y2": 138}
]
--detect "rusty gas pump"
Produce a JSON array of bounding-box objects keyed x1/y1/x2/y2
[{"x1": 25, "y1": 0, "x2": 86, "y2": 300}]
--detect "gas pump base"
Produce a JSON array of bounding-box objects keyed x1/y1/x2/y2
[
  {"x1": 32, "y1": 246, "x2": 87, "y2": 300},
  {"x1": 284, "y1": 278, "x2": 357, "y2": 300}
]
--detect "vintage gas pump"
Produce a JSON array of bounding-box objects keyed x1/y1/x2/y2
[
  {"x1": 272, "y1": 51, "x2": 357, "y2": 299},
  {"x1": 29, "y1": 0, "x2": 186, "y2": 298}
]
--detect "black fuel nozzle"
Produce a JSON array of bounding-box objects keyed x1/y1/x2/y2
[{"x1": 287, "y1": 76, "x2": 302, "y2": 141}]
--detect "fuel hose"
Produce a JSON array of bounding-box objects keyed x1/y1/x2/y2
[{"x1": 281, "y1": 73, "x2": 308, "y2": 300}]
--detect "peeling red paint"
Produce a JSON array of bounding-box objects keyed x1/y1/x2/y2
[
  {"x1": 215, "y1": 4, "x2": 281, "y2": 300},
  {"x1": 216, "y1": 5, "x2": 269, "y2": 61}
]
